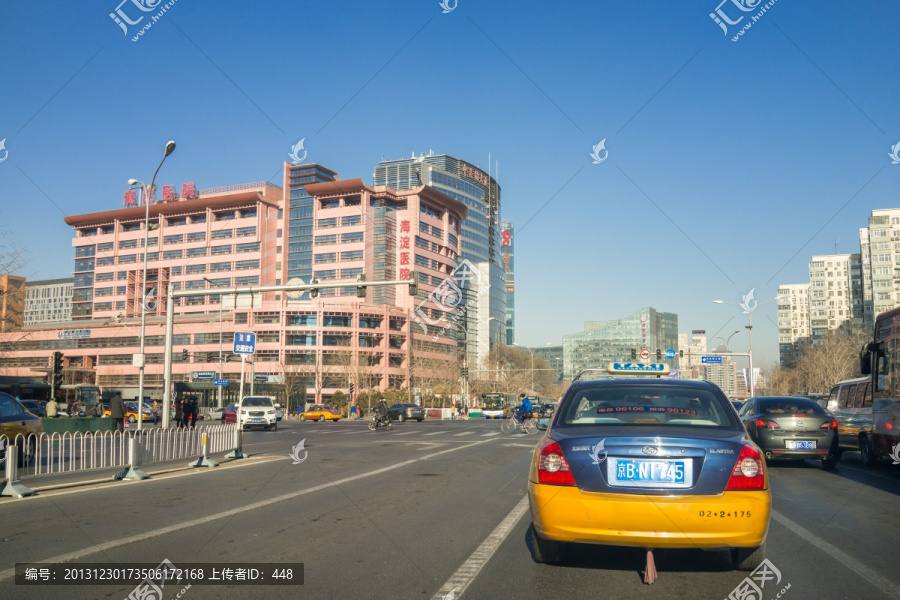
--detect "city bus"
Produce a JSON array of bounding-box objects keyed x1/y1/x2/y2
[
  {"x1": 859, "y1": 306, "x2": 900, "y2": 465},
  {"x1": 0, "y1": 378, "x2": 52, "y2": 402},
  {"x1": 58, "y1": 384, "x2": 101, "y2": 413},
  {"x1": 480, "y1": 393, "x2": 516, "y2": 419}
]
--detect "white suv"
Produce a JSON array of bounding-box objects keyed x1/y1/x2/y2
[{"x1": 239, "y1": 396, "x2": 278, "y2": 431}]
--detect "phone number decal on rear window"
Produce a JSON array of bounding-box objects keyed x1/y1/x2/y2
[{"x1": 698, "y1": 510, "x2": 752, "y2": 518}]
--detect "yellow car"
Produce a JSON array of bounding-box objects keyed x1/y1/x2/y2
[
  {"x1": 104, "y1": 401, "x2": 154, "y2": 423},
  {"x1": 0, "y1": 392, "x2": 43, "y2": 467},
  {"x1": 528, "y1": 378, "x2": 771, "y2": 572},
  {"x1": 299, "y1": 404, "x2": 342, "y2": 422}
]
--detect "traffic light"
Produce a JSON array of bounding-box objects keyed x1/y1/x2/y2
[
  {"x1": 631, "y1": 348, "x2": 636, "y2": 360},
  {"x1": 227, "y1": 354, "x2": 242, "y2": 362},
  {"x1": 679, "y1": 349, "x2": 684, "y2": 359},
  {"x1": 349, "y1": 383, "x2": 355, "y2": 396},
  {"x1": 461, "y1": 367, "x2": 469, "y2": 378},
  {"x1": 52, "y1": 351, "x2": 63, "y2": 389},
  {"x1": 408, "y1": 271, "x2": 419, "y2": 296},
  {"x1": 182, "y1": 349, "x2": 189, "y2": 361},
  {"x1": 656, "y1": 348, "x2": 661, "y2": 361},
  {"x1": 356, "y1": 273, "x2": 366, "y2": 298},
  {"x1": 309, "y1": 278, "x2": 319, "y2": 299},
  {"x1": 207, "y1": 352, "x2": 215, "y2": 362}
]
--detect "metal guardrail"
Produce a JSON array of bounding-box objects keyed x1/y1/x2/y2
[{"x1": 0, "y1": 424, "x2": 238, "y2": 482}]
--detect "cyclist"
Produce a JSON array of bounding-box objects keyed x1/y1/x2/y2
[{"x1": 515, "y1": 393, "x2": 533, "y2": 423}]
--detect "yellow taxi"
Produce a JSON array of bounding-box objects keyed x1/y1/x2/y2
[
  {"x1": 528, "y1": 370, "x2": 771, "y2": 574},
  {"x1": 104, "y1": 401, "x2": 154, "y2": 423},
  {"x1": 0, "y1": 391, "x2": 43, "y2": 467},
  {"x1": 299, "y1": 404, "x2": 342, "y2": 422}
]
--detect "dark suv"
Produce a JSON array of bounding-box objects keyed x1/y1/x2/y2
[{"x1": 387, "y1": 403, "x2": 425, "y2": 422}]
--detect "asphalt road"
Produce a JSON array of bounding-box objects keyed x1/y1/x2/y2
[{"x1": 1, "y1": 417, "x2": 899, "y2": 600}]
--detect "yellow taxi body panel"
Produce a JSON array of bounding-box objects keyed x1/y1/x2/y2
[{"x1": 528, "y1": 480, "x2": 770, "y2": 549}]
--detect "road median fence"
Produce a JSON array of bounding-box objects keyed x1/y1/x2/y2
[{"x1": 0, "y1": 423, "x2": 238, "y2": 491}]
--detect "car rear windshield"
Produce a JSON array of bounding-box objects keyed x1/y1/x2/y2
[
  {"x1": 243, "y1": 398, "x2": 273, "y2": 407},
  {"x1": 758, "y1": 398, "x2": 825, "y2": 415},
  {"x1": 559, "y1": 385, "x2": 739, "y2": 428}
]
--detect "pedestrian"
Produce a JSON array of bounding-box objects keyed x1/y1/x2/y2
[
  {"x1": 184, "y1": 395, "x2": 197, "y2": 429},
  {"x1": 152, "y1": 400, "x2": 160, "y2": 425},
  {"x1": 94, "y1": 400, "x2": 105, "y2": 418},
  {"x1": 110, "y1": 392, "x2": 127, "y2": 433},
  {"x1": 174, "y1": 396, "x2": 184, "y2": 429},
  {"x1": 47, "y1": 398, "x2": 58, "y2": 418}
]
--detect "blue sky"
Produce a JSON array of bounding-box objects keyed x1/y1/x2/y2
[{"x1": 1, "y1": 0, "x2": 899, "y2": 367}]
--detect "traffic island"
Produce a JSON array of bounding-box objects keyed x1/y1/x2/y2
[{"x1": 41, "y1": 418, "x2": 115, "y2": 434}]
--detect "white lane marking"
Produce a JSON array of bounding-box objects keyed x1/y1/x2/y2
[
  {"x1": 0, "y1": 440, "x2": 495, "y2": 582},
  {"x1": 771, "y1": 510, "x2": 900, "y2": 598},
  {"x1": 395, "y1": 432, "x2": 416, "y2": 436},
  {"x1": 481, "y1": 432, "x2": 500, "y2": 437},
  {"x1": 504, "y1": 443, "x2": 536, "y2": 448},
  {"x1": 423, "y1": 431, "x2": 444, "y2": 436},
  {"x1": 406, "y1": 443, "x2": 444, "y2": 450},
  {"x1": 453, "y1": 432, "x2": 474, "y2": 437},
  {"x1": 432, "y1": 495, "x2": 530, "y2": 600}
]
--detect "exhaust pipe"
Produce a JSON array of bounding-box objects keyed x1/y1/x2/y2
[{"x1": 765, "y1": 451, "x2": 773, "y2": 460}]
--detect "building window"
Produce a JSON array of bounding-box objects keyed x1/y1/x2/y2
[
  {"x1": 164, "y1": 234, "x2": 184, "y2": 245},
  {"x1": 239, "y1": 208, "x2": 257, "y2": 219},
  {"x1": 235, "y1": 260, "x2": 260, "y2": 271},
  {"x1": 186, "y1": 264, "x2": 207, "y2": 274},
  {"x1": 341, "y1": 232, "x2": 364, "y2": 244},
  {"x1": 211, "y1": 245, "x2": 232, "y2": 255},
  {"x1": 212, "y1": 229, "x2": 233, "y2": 239},
  {"x1": 191, "y1": 214, "x2": 207, "y2": 225},
  {"x1": 186, "y1": 247, "x2": 208, "y2": 258},
  {"x1": 235, "y1": 276, "x2": 259, "y2": 286},
  {"x1": 163, "y1": 250, "x2": 184, "y2": 260},
  {"x1": 170, "y1": 266, "x2": 183, "y2": 276},
  {"x1": 317, "y1": 218, "x2": 338, "y2": 228},
  {"x1": 341, "y1": 215, "x2": 361, "y2": 227},
  {"x1": 315, "y1": 235, "x2": 337, "y2": 246},
  {"x1": 168, "y1": 217, "x2": 187, "y2": 226},
  {"x1": 210, "y1": 262, "x2": 232, "y2": 272},
  {"x1": 118, "y1": 254, "x2": 137, "y2": 264},
  {"x1": 216, "y1": 211, "x2": 236, "y2": 221},
  {"x1": 315, "y1": 253, "x2": 337, "y2": 264},
  {"x1": 235, "y1": 242, "x2": 260, "y2": 253},
  {"x1": 187, "y1": 231, "x2": 206, "y2": 243},
  {"x1": 236, "y1": 226, "x2": 256, "y2": 237},
  {"x1": 341, "y1": 250, "x2": 363, "y2": 262}
]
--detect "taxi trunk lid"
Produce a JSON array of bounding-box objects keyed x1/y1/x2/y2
[{"x1": 555, "y1": 427, "x2": 748, "y2": 495}]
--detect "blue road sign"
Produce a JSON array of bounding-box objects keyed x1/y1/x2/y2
[
  {"x1": 701, "y1": 356, "x2": 722, "y2": 364},
  {"x1": 214, "y1": 379, "x2": 229, "y2": 386},
  {"x1": 233, "y1": 332, "x2": 256, "y2": 355},
  {"x1": 665, "y1": 349, "x2": 676, "y2": 360}
]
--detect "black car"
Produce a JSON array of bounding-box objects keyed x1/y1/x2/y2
[
  {"x1": 739, "y1": 396, "x2": 838, "y2": 469},
  {"x1": 387, "y1": 403, "x2": 425, "y2": 422},
  {"x1": 19, "y1": 400, "x2": 47, "y2": 418},
  {"x1": 536, "y1": 403, "x2": 557, "y2": 430}
]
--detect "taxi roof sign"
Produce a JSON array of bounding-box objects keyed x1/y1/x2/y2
[{"x1": 607, "y1": 362, "x2": 671, "y2": 375}]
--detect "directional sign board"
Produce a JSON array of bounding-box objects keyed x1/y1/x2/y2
[
  {"x1": 191, "y1": 371, "x2": 216, "y2": 381},
  {"x1": 701, "y1": 356, "x2": 722, "y2": 364},
  {"x1": 214, "y1": 379, "x2": 229, "y2": 386},
  {"x1": 607, "y1": 362, "x2": 672, "y2": 376},
  {"x1": 233, "y1": 332, "x2": 256, "y2": 355}
]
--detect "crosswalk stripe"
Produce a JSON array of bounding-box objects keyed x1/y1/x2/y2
[
  {"x1": 453, "y1": 431, "x2": 474, "y2": 437},
  {"x1": 395, "y1": 432, "x2": 416, "y2": 436},
  {"x1": 423, "y1": 431, "x2": 443, "y2": 436},
  {"x1": 481, "y1": 432, "x2": 500, "y2": 437}
]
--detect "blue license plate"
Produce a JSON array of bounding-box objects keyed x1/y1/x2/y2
[
  {"x1": 608, "y1": 459, "x2": 692, "y2": 489},
  {"x1": 251, "y1": 418, "x2": 262, "y2": 423},
  {"x1": 787, "y1": 440, "x2": 814, "y2": 450}
]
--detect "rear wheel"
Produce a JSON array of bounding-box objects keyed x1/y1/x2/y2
[
  {"x1": 128, "y1": 415, "x2": 136, "y2": 423},
  {"x1": 732, "y1": 541, "x2": 766, "y2": 571},
  {"x1": 859, "y1": 435, "x2": 876, "y2": 466},
  {"x1": 531, "y1": 526, "x2": 563, "y2": 564},
  {"x1": 270, "y1": 422, "x2": 277, "y2": 432},
  {"x1": 368, "y1": 419, "x2": 376, "y2": 431},
  {"x1": 417, "y1": 418, "x2": 423, "y2": 422},
  {"x1": 523, "y1": 418, "x2": 539, "y2": 435},
  {"x1": 821, "y1": 455, "x2": 838, "y2": 470}
]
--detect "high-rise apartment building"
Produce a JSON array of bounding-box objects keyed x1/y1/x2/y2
[
  {"x1": 24, "y1": 278, "x2": 73, "y2": 326},
  {"x1": 777, "y1": 283, "x2": 810, "y2": 366},
  {"x1": 862, "y1": 209, "x2": 900, "y2": 323},
  {"x1": 374, "y1": 153, "x2": 505, "y2": 368},
  {"x1": 808, "y1": 253, "x2": 862, "y2": 342},
  {"x1": 0, "y1": 274, "x2": 25, "y2": 332}
]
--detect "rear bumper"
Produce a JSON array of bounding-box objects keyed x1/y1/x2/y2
[{"x1": 528, "y1": 482, "x2": 770, "y2": 549}]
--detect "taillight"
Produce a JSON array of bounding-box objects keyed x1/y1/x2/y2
[
  {"x1": 537, "y1": 440, "x2": 576, "y2": 486},
  {"x1": 820, "y1": 420, "x2": 837, "y2": 430},
  {"x1": 755, "y1": 419, "x2": 779, "y2": 429},
  {"x1": 725, "y1": 445, "x2": 766, "y2": 491}
]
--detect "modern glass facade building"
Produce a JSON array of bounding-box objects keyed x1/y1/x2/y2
[
  {"x1": 284, "y1": 163, "x2": 337, "y2": 300},
  {"x1": 374, "y1": 153, "x2": 506, "y2": 368},
  {"x1": 562, "y1": 308, "x2": 679, "y2": 381},
  {"x1": 24, "y1": 278, "x2": 73, "y2": 326}
]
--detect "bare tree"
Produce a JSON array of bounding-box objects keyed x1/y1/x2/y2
[
  {"x1": 760, "y1": 327, "x2": 869, "y2": 395},
  {"x1": 279, "y1": 355, "x2": 309, "y2": 415}
]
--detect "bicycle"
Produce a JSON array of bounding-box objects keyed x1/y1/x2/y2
[{"x1": 501, "y1": 412, "x2": 538, "y2": 435}]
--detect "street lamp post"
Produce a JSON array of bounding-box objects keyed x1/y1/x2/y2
[
  {"x1": 713, "y1": 296, "x2": 776, "y2": 396},
  {"x1": 129, "y1": 140, "x2": 176, "y2": 432},
  {"x1": 204, "y1": 277, "x2": 225, "y2": 408}
]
